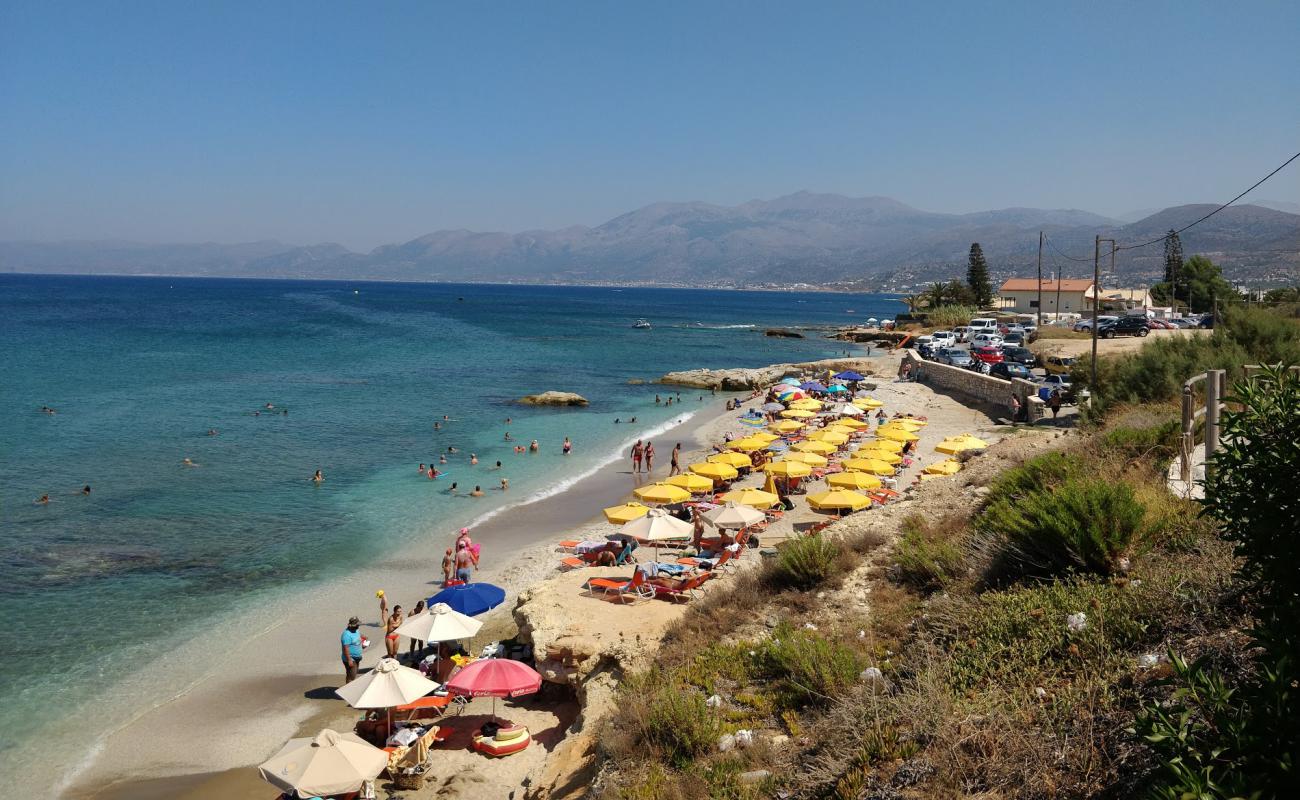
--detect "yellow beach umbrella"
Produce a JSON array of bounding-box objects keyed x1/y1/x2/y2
[
  {"x1": 792, "y1": 440, "x2": 836, "y2": 454},
  {"x1": 834, "y1": 417, "x2": 868, "y2": 429},
  {"x1": 783, "y1": 451, "x2": 829, "y2": 466},
  {"x1": 877, "y1": 427, "x2": 919, "y2": 442},
  {"x1": 884, "y1": 419, "x2": 924, "y2": 431},
  {"x1": 603, "y1": 502, "x2": 650, "y2": 524},
  {"x1": 842, "y1": 457, "x2": 895, "y2": 475},
  {"x1": 867, "y1": 438, "x2": 904, "y2": 453},
  {"x1": 855, "y1": 448, "x2": 902, "y2": 465},
  {"x1": 726, "y1": 437, "x2": 767, "y2": 452},
  {"x1": 919, "y1": 473, "x2": 945, "y2": 482},
  {"x1": 780, "y1": 409, "x2": 816, "y2": 419},
  {"x1": 825, "y1": 425, "x2": 859, "y2": 437},
  {"x1": 923, "y1": 459, "x2": 962, "y2": 476},
  {"x1": 790, "y1": 398, "x2": 824, "y2": 410},
  {"x1": 633, "y1": 483, "x2": 692, "y2": 504},
  {"x1": 664, "y1": 473, "x2": 715, "y2": 493},
  {"x1": 807, "y1": 430, "x2": 849, "y2": 445},
  {"x1": 827, "y1": 471, "x2": 883, "y2": 490},
  {"x1": 764, "y1": 460, "x2": 813, "y2": 478},
  {"x1": 707, "y1": 451, "x2": 753, "y2": 468},
  {"x1": 748, "y1": 431, "x2": 779, "y2": 443},
  {"x1": 934, "y1": 434, "x2": 989, "y2": 455},
  {"x1": 853, "y1": 396, "x2": 884, "y2": 409},
  {"x1": 807, "y1": 489, "x2": 873, "y2": 512},
  {"x1": 719, "y1": 487, "x2": 780, "y2": 509},
  {"x1": 769, "y1": 420, "x2": 804, "y2": 434},
  {"x1": 689, "y1": 462, "x2": 739, "y2": 481},
  {"x1": 762, "y1": 473, "x2": 779, "y2": 495}
]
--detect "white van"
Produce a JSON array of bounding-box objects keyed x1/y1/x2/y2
[{"x1": 968, "y1": 318, "x2": 999, "y2": 332}]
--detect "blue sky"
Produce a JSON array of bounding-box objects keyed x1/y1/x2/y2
[{"x1": 1, "y1": 1, "x2": 1297, "y2": 249}]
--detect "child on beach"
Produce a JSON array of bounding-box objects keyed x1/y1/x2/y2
[{"x1": 376, "y1": 590, "x2": 388, "y2": 624}]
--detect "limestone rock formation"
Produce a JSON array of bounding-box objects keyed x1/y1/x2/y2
[{"x1": 518, "y1": 391, "x2": 589, "y2": 406}]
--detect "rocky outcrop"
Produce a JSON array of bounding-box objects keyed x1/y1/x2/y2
[
  {"x1": 658, "y1": 358, "x2": 878, "y2": 391},
  {"x1": 519, "y1": 391, "x2": 589, "y2": 406},
  {"x1": 764, "y1": 328, "x2": 804, "y2": 338},
  {"x1": 829, "y1": 328, "x2": 912, "y2": 344}
]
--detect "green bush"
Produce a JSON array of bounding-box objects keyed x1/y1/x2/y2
[
  {"x1": 894, "y1": 514, "x2": 966, "y2": 591},
  {"x1": 923, "y1": 305, "x2": 981, "y2": 329},
  {"x1": 756, "y1": 623, "x2": 866, "y2": 709},
  {"x1": 1099, "y1": 418, "x2": 1181, "y2": 469},
  {"x1": 983, "y1": 450, "x2": 1087, "y2": 501},
  {"x1": 977, "y1": 476, "x2": 1147, "y2": 579},
  {"x1": 624, "y1": 671, "x2": 722, "y2": 768},
  {"x1": 768, "y1": 535, "x2": 841, "y2": 590}
]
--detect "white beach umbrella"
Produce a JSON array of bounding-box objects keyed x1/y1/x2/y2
[
  {"x1": 395, "y1": 602, "x2": 483, "y2": 643},
  {"x1": 702, "y1": 501, "x2": 766, "y2": 530},
  {"x1": 335, "y1": 657, "x2": 439, "y2": 709},
  {"x1": 258, "y1": 728, "x2": 387, "y2": 799},
  {"x1": 621, "y1": 507, "x2": 693, "y2": 542},
  {"x1": 833, "y1": 403, "x2": 864, "y2": 416}
]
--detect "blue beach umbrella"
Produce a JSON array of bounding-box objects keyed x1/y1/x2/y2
[
  {"x1": 766, "y1": 440, "x2": 790, "y2": 451},
  {"x1": 827, "y1": 384, "x2": 849, "y2": 393},
  {"x1": 800, "y1": 381, "x2": 827, "y2": 392},
  {"x1": 778, "y1": 377, "x2": 801, "y2": 385},
  {"x1": 427, "y1": 583, "x2": 506, "y2": 616},
  {"x1": 833, "y1": 371, "x2": 865, "y2": 382}
]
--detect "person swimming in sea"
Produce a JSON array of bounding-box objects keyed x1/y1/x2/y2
[
  {"x1": 500, "y1": 478, "x2": 509, "y2": 490},
  {"x1": 183, "y1": 457, "x2": 199, "y2": 467},
  {"x1": 40, "y1": 405, "x2": 56, "y2": 414},
  {"x1": 447, "y1": 446, "x2": 458, "y2": 454},
  {"x1": 562, "y1": 437, "x2": 572, "y2": 455},
  {"x1": 434, "y1": 422, "x2": 441, "y2": 431},
  {"x1": 35, "y1": 494, "x2": 50, "y2": 504},
  {"x1": 470, "y1": 453, "x2": 478, "y2": 465},
  {"x1": 428, "y1": 467, "x2": 440, "y2": 479},
  {"x1": 81, "y1": 485, "x2": 91, "y2": 495},
  {"x1": 265, "y1": 402, "x2": 275, "y2": 410},
  {"x1": 439, "y1": 455, "x2": 447, "y2": 464},
  {"x1": 614, "y1": 418, "x2": 620, "y2": 424},
  {"x1": 493, "y1": 461, "x2": 502, "y2": 470},
  {"x1": 504, "y1": 431, "x2": 513, "y2": 441},
  {"x1": 446, "y1": 482, "x2": 458, "y2": 494},
  {"x1": 312, "y1": 469, "x2": 324, "y2": 483},
  {"x1": 470, "y1": 485, "x2": 484, "y2": 497},
  {"x1": 207, "y1": 429, "x2": 218, "y2": 436},
  {"x1": 419, "y1": 463, "x2": 426, "y2": 473},
  {"x1": 529, "y1": 439, "x2": 539, "y2": 452}
]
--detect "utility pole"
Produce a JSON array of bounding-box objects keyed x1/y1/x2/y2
[
  {"x1": 1090, "y1": 236, "x2": 1116, "y2": 396},
  {"x1": 1036, "y1": 231, "x2": 1044, "y2": 328}
]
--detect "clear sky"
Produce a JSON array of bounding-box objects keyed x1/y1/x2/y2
[{"x1": 1, "y1": 1, "x2": 1297, "y2": 250}]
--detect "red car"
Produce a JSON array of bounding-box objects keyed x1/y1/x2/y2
[{"x1": 970, "y1": 345, "x2": 1004, "y2": 372}]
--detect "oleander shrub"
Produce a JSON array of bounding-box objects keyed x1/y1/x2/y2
[
  {"x1": 894, "y1": 513, "x2": 966, "y2": 591},
  {"x1": 768, "y1": 535, "x2": 841, "y2": 590},
  {"x1": 977, "y1": 476, "x2": 1147, "y2": 579}
]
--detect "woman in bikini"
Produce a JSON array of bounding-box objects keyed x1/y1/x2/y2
[{"x1": 384, "y1": 605, "x2": 404, "y2": 659}]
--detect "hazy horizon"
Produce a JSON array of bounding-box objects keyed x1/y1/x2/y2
[{"x1": 2, "y1": 1, "x2": 1298, "y2": 250}]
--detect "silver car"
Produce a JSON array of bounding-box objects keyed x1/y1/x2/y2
[{"x1": 938, "y1": 347, "x2": 973, "y2": 367}]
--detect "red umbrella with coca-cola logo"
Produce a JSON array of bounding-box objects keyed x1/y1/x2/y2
[{"x1": 446, "y1": 658, "x2": 542, "y2": 721}]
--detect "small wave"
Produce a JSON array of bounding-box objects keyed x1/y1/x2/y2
[
  {"x1": 461, "y1": 410, "x2": 703, "y2": 530},
  {"x1": 677, "y1": 323, "x2": 757, "y2": 330}
]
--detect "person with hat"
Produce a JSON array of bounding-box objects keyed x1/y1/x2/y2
[{"x1": 341, "y1": 616, "x2": 364, "y2": 682}]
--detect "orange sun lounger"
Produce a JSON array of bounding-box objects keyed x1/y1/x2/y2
[
  {"x1": 584, "y1": 570, "x2": 655, "y2": 603},
  {"x1": 394, "y1": 694, "x2": 454, "y2": 721}
]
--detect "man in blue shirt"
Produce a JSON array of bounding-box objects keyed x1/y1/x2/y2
[{"x1": 341, "y1": 616, "x2": 363, "y2": 682}]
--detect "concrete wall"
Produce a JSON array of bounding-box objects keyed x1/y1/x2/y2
[{"x1": 902, "y1": 351, "x2": 1044, "y2": 422}]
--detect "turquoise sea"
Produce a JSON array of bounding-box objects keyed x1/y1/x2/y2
[{"x1": 0, "y1": 274, "x2": 901, "y2": 783}]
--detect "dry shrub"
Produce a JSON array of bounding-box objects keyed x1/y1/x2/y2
[{"x1": 893, "y1": 513, "x2": 968, "y2": 592}]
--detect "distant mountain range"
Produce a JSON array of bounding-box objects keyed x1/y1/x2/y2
[{"x1": 3, "y1": 192, "x2": 1297, "y2": 288}]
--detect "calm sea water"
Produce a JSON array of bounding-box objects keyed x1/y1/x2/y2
[{"x1": 0, "y1": 274, "x2": 901, "y2": 780}]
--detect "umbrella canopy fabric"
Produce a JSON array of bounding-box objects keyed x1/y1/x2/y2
[
  {"x1": 622, "y1": 508, "x2": 694, "y2": 541},
  {"x1": 790, "y1": 398, "x2": 824, "y2": 410},
  {"x1": 833, "y1": 370, "x2": 865, "y2": 381},
  {"x1": 799, "y1": 381, "x2": 827, "y2": 392},
  {"x1": 703, "y1": 501, "x2": 766, "y2": 529},
  {"x1": 855, "y1": 447, "x2": 902, "y2": 465},
  {"x1": 446, "y1": 658, "x2": 542, "y2": 699},
  {"x1": 336, "y1": 657, "x2": 440, "y2": 709},
  {"x1": 866, "y1": 438, "x2": 904, "y2": 453},
  {"x1": 853, "y1": 396, "x2": 884, "y2": 409},
  {"x1": 778, "y1": 376, "x2": 802, "y2": 386},
  {"x1": 707, "y1": 451, "x2": 754, "y2": 468},
  {"x1": 769, "y1": 420, "x2": 804, "y2": 433},
  {"x1": 833, "y1": 403, "x2": 864, "y2": 416},
  {"x1": 877, "y1": 427, "x2": 920, "y2": 442},
  {"x1": 765, "y1": 439, "x2": 790, "y2": 452},
  {"x1": 835, "y1": 417, "x2": 869, "y2": 429},
  {"x1": 664, "y1": 473, "x2": 715, "y2": 493},
  {"x1": 783, "y1": 451, "x2": 829, "y2": 466},
  {"x1": 924, "y1": 459, "x2": 962, "y2": 475},
  {"x1": 792, "y1": 440, "x2": 836, "y2": 454},
  {"x1": 427, "y1": 583, "x2": 506, "y2": 616},
  {"x1": 777, "y1": 390, "x2": 806, "y2": 402},
  {"x1": 935, "y1": 434, "x2": 989, "y2": 454},
  {"x1": 883, "y1": 419, "x2": 925, "y2": 431},
  {"x1": 826, "y1": 384, "x2": 849, "y2": 393},
  {"x1": 761, "y1": 402, "x2": 786, "y2": 413},
  {"x1": 748, "y1": 431, "x2": 779, "y2": 443},
  {"x1": 780, "y1": 409, "x2": 816, "y2": 419},
  {"x1": 259, "y1": 729, "x2": 388, "y2": 799},
  {"x1": 603, "y1": 502, "x2": 650, "y2": 523},
  {"x1": 827, "y1": 471, "x2": 883, "y2": 490},
  {"x1": 634, "y1": 483, "x2": 692, "y2": 504},
  {"x1": 396, "y1": 602, "x2": 483, "y2": 643},
  {"x1": 807, "y1": 430, "x2": 849, "y2": 445},
  {"x1": 807, "y1": 489, "x2": 873, "y2": 512},
  {"x1": 690, "y1": 461, "x2": 739, "y2": 481},
  {"x1": 726, "y1": 437, "x2": 767, "y2": 452},
  {"x1": 718, "y1": 487, "x2": 780, "y2": 509},
  {"x1": 763, "y1": 460, "x2": 813, "y2": 478},
  {"x1": 842, "y1": 458, "x2": 895, "y2": 475}
]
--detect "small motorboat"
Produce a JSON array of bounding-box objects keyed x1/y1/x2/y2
[{"x1": 632, "y1": 319, "x2": 652, "y2": 329}]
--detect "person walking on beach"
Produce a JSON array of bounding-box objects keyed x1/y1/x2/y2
[
  {"x1": 376, "y1": 590, "x2": 388, "y2": 624},
  {"x1": 455, "y1": 542, "x2": 475, "y2": 583},
  {"x1": 384, "y1": 605, "x2": 404, "y2": 659},
  {"x1": 670, "y1": 443, "x2": 681, "y2": 475},
  {"x1": 441, "y1": 548, "x2": 454, "y2": 586},
  {"x1": 1048, "y1": 389, "x2": 1062, "y2": 421},
  {"x1": 631, "y1": 440, "x2": 644, "y2": 473},
  {"x1": 644, "y1": 441, "x2": 655, "y2": 472},
  {"x1": 341, "y1": 616, "x2": 363, "y2": 683},
  {"x1": 1008, "y1": 393, "x2": 1021, "y2": 425}
]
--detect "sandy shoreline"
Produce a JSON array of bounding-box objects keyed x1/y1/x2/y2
[{"x1": 60, "y1": 387, "x2": 763, "y2": 798}]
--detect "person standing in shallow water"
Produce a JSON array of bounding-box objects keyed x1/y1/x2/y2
[{"x1": 562, "y1": 437, "x2": 572, "y2": 455}]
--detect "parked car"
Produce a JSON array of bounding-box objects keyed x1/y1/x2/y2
[
  {"x1": 1002, "y1": 332, "x2": 1025, "y2": 346},
  {"x1": 1169, "y1": 317, "x2": 1198, "y2": 328},
  {"x1": 969, "y1": 345, "x2": 1004, "y2": 373},
  {"x1": 1001, "y1": 345, "x2": 1036, "y2": 367},
  {"x1": 971, "y1": 332, "x2": 1004, "y2": 348},
  {"x1": 1040, "y1": 355, "x2": 1076, "y2": 375},
  {"x1": 931, "y1": 330, "x2": 958, "y2": 347},
  {"x1": 937, "y1": 347, "x2": 973, "y2": 367},
  {"x1": 952, "y1": 326, "x2": 971, "y2": 343},
  {"x1": 968, "y1": 318, "x2": 999, "y2": 334},
  {"x1": 1039, "y1": 374, "x2": 1074, "y2": 403},
  {"x1": 990, "y1": 362, "x2": 1035, "y2": 381},
  {"x1": 1098, "y1": 316, "x2": 1151, "y2": 338},
  {"x1": 1199, "y1": 314, "x2": 1215, "y2": 329},
  {"x1": 1074, "y1": 315, "x2": 1118, "y2": 331}
]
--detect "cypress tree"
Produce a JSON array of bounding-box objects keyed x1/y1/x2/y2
[
  {"x1": 1163, "y1": 230, "x2": 1184, "y2": 302},
  {"x1": 966, "y1": 243, "x2": 993, "y2": 307}
]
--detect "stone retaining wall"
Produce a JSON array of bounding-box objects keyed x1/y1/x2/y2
[{"x1": 902, "y1": 351, "x2": 1044, "y2": 422}]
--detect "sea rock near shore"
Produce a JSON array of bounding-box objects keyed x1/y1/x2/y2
[
  {"x1": 764, "y1": 328, "x2": 804, "y2": 338},
  {"x1": 519, "y1": 391, "x2": 589, "y2": 406},
  {"x1": 658, "y1": 357, "x2": 877, "y2": 391}
]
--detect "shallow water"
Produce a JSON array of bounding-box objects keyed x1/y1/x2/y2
[{"x1": 0, "y1": 275, "x2": 901, "y2": 779}]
